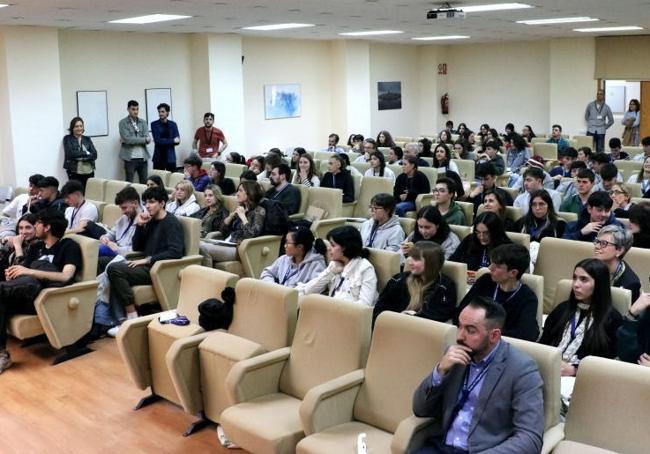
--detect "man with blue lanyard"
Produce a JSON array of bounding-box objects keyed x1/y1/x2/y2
[
  {"x1": 412, "y1": 297, "x2": 544, "y2": 454},
  {"x1": 266, "y1": 163, "x2": 301, "y2": 215}
]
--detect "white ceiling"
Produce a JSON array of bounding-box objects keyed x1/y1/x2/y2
[{"x1": 0, "y1": 0, "x2": 648, "y2": 44}]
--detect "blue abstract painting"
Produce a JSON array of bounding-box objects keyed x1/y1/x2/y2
[{"x1": 264, "y1": 84, "x2": 301, "y2": 119}]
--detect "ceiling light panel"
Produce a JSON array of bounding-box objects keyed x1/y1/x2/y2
[
  {"x1": 574, "y1": 26, "x2": 643, "y2": 32},
  {"x1": 517, "y1": 17, "x2": 598, "y2": 25},
  {"x1": 412, "y1": 35, "x2": 470, "y2": 41},
  {"x1": 462, "y1": 3, "x2": 533, "y2": 13},
  {"x1": 109, "y1": 14, "x2": 191, "y2": 24},
  {"x1": 242, "y1": 23, "x2": 315, "y2": 31},
  {"x1": 339, "y1": 30, "x2": 403, "y2": 36}
]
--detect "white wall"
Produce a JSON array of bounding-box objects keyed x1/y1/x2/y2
[
  {"x1": 417, "y1": 45, "x2": 445, "y2": 137},
  {"x1": 606, "y1": 80, "x2": 640, "y2": 142}
]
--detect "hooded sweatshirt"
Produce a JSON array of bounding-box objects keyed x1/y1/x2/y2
[
  {"x1": 187, "y1": 169, "x2": 211, "y2": 192},
  {"x1": 260, "y1": 249, "x2": 327, "y2": 288},
  {"x1": 167, "y1": 193, "x2": 201, "y2": 217},
  {"x1": 442, "y1": 201, "x2": 467, "y2": 226},
  {"x1": 359, "y1": 215, "x2": 405, "y2": 252}
]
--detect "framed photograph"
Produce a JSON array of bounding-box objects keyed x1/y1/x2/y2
[
  {"x1": 145, "y1": 88, "x2": 173, "y2": 124},
  {"x1": 377, "y1": 81, "x2": 402, "y2": 111},
  {"x1": 264, "y1": 84, "x2": 301, "y2": 120},
  {"x1": 76, "y1": 90, "x2": 108, "y2": 137}
]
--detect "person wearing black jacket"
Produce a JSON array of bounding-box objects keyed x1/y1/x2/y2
[
  {"x1": 449, "y1": 211, "x2": 512, "y2": 271},
  {"x1": 320, "y1": 155, "x2": 354, "y2": 203},
  {"x1": 62, "y1": 116, "x2": 98, "y2": 189},
  {"x1": 617, "y1": 293, "x2": 650, "y2": 366},
  {"x1": 209, "y1": 161, "x2": 236, "y2": 196},
  {"x1": 629, "y1": 202, "x2": 650, "y2": 248},
  {"x1": 454, "y1": 244, "x2": 539, "y2": 341},
  {"x1": 30, "y1": 176, "x2": 66, "y2": 215},
  {"x1": 107, "y1": 186, "x2": 184, "y2": 336},
  {"x1": 593, "y1": 225, "x2": 641, "y2": 302},
  {"x1": 393, "y1": 155, "x2": 431, "y2": 216},
  {"x1": 373, "y1": 241, "x2": 456, "y2": 325}
]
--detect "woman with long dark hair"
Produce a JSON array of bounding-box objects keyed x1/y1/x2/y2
[
  {"x1": 364, "y1": 151, "x2": 395, "y2": 182},
  {"x1": 293, "y1": 153, "x2": 321, "y2": 187},
  {"x1": 629, "y1": 202, "x2": 650, "y2": 248},
  {"x1": 432, "y1": 143, "x2": 460, "y2": 175},
  {"x1": 376, "y1": 130, "x2": 396, "y2": 148},
  {"x1": 418, "y1": 138, "x2": 433, "y2": 158},
  {"x1": 539, "y1": 258, "x2": 623, "y2": 376},
  {"x1": 482, "y1": 190, "x2": 515, "y2": 231},
  {"x1": 449, "y1": 211, "x2": 512, "y2": 271},
  {"x1": 513, "y1": 189, "x2": 566, "y2": 241},
  {"x1": 401, "y1": 206, "x2": 460, "y2": 259}
]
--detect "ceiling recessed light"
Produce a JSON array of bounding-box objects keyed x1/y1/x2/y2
[
  {"x1": 412, "y1": 35, "x2": 470, "y2": 41},
  {"x1": 574, "y1": 26, "x2": 643, "y2": 32},
  {"x1": 462, "y1": 3, "x2": 533, "y2": 13},
  {"x1": 517, "y1": 17, "x2": 598, "y2": 25},
  {"x1": 109, "y1": 14, "x2": 191, "y2": 24},
  {"x1": 242, "y1": 23, "x2": 315, "y2": 31},
  {"x1": 339, "y1": 30, "x2": 403, "y2": 36},
  {"x1": 0, "y1": 3, "x2": 9, "y2": 8}
]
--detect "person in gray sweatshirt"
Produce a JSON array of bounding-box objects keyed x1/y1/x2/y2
[
  {"x1": 359, "y1": 193, "x2": 405, "y2": 252},
  {"x1": 584, "y1": 89, "x2": 614, "y2": 153},
  {"x1": 260, "y1": 226, "x2": 327, "y2": 288}
]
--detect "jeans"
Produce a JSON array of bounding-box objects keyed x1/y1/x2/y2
[
  {"x1": 124, "y1": 159, "x2": 148, "y2": 183},
  {"x1": 586, "y1": 131, "x2": 605, "y2": 153},
  {"x1": 106, "y1": 262, "x2": 152, "y2": 308},
  {"x1": 395, "y1": 200, "x2": 416, "y2": 217}
]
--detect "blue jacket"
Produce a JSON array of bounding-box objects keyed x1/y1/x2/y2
[
  {"x1": 562, "y1": 208, "x2": 621, "y2": 242},
  {"x1": 151, "y1": 119, "x2": 180, "y2": 164}
]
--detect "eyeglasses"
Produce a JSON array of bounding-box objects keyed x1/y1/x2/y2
[
  {"x1": 609, "y1": 189, "x2": 627, "y2": 196},
  {"x1": 368, "y1": 205, "x2": 384, "y2": 211},
  {"x1": 593, "y1": 239, "x2": 617, "y2": 248}
]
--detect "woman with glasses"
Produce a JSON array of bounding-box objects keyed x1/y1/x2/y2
[
  {"x1": 593, "y1": 224, "x2": 641, "y2": 301},
  {"x1": 513, "y1": 189, "x2": 566, "y2": 241},
  {"x1": 434, "y1": 177, "x2": 467, "y2": 226},
  {"x1": 610, "y1": 183, "x2": 634, "y2": 218},
  {"x1": 359, "y1": 194, "x2": 405, "y2": 253},
  {"x1": 449, "y1": 211, "x2": 512, "y2": 271}
]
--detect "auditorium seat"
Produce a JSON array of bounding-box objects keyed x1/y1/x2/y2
[
  {"x1": 214, "y1": 235, "x2": 283, "y2": 278},
  {"x1": 477, "y1": 204, "x2": 523, "y2": 224},
  {"x1": 449, "y1": 224, "x2": 471, "y2": 240},
  {"x1": 442, "y1": 261, "x2": 468, "y2": 305},
  {"x1": 452, "y1": 158, "x2": 474, "y2": 181},
  {"x1": 167, "y1": 172, "x2": 185, "y2": 188},
  {"x1": 289, "y1": 184, "x2": 309, "y2": 220},
  {"x1": 149, "y1": 169, "x2": 171, "y2": 186},
  {"x1": 349, "y1": 176, "x2": 395, "y2": 218},
  {"x1": 87, "y1": 199, "x2": 106, "y2": 223},
  {"x1": 100, "y1": 203, "x2": 122, "y2": 229},
  {"x1": 367, "y1": 248, "x2": 400, "y2": 291},
  {"x1": 130, "y1": 183, "x2": 148, "y2": 198},
  {"x1": 533, "y1": 143, "x2": 558, "y2": 162},
  {"x1": 572, "y1": 135, "x2": 594, "y2": 150},
  {"x1": 84, "y1": 177, "x2": 107, "y2": 201},
  {"x1": 296, "y1": 313, "x2": 456, "y2": 454},
  {"x1": 225, "y1": 163, "x2": 247, "y2": 178},
  {"x1": 623, "y1": 246, "x2": 650, "y2": 293},
  {"x1": 614, "y1": 160, "x2": 642, "y2": 181},
  {"x1": 103, "y1": 180, "x2": 129, "y2": 203},
  {"x1": 304, "y1": 186, "x2": 343, "y2": 219},
  {"x1": 341, "y1": 174, "x2": 362, "y2": 217}
]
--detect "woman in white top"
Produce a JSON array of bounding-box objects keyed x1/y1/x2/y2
[
  {"x1": 166, "y1": 180, "x2": 201, "y2": 217},
  {"x1": 432, "y1": 143, "x2": 459, "y2": 175},
  {"x1": 628, "y1": 155, "x2": 650, "y2": 194},
  {"x1": 298, "y1": 225, "x2": 378, "y2": 307},
  {"x1": 339, "y1": 153, "x2": 363, "y2": 177},
  {"x1": 363, "y1": 151, "x2": 396, "y2": 182},
  {"x1": 292, "y1": 154, "x2": 321, "y2": 187}
]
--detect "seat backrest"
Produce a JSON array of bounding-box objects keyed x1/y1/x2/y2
[
  {"x1": 399, "y1": 217, "x2": 415, "y2": 236},
  {"x1": 306, "y1": 186, "x2": 343, "y2": 219},
  {"x1": 194, "y1": 191, "x2": 205, "y2": 208},
  {"x1": 351, "y1": 174, "x2": 362, "y2": 201},
  {"x1": 452, "y1": 159, "x2": 474, "y2": 181},
  {"x1": 86, "y1": 199, "x2": 106, "y2": 223},
  {"x1": 291, "y1": 183, "x2": 309, "y2": 215},
  {"x1": 239, "y1": 235, "x2": 283, "y2": 278},
  {"x1": 176, "y1": 265, "x2": 239, "y2": 324},
  {"x1": 535, "y1": 238, "x2": 592, "y2": 313},
  {"x1": 149, "y1": 169, "x2": 171, "y2": 186},
  {"x1": 167, "y1": 172, "x2": 185, "y2": 189},
  {"x1": 623, "y1": 247, "x2": 650, "y2": 293},
  {"x1": 388, "y1": 164, "x2": 402, "y2": 177},
  {"x1": 418, "y1": 167, "x2": 440, "y2": 189},
  {"x1": 456, "y1": 201, "x2": 474, "y2": 225},
  {"x1": 310, "y1": 218, "x2": 346, "y2": 240},
  {"x1": 279, "y1": 295, "x2": 372, "y2": 399},
  {"x1": 314, "y1": 151, "x2": 334, "y2": 161},
  {"x1": 571, "y1": 135, "x2": 594, "y2": 150},
  {"x1": 101, "y1": 204, "x2": 123, "y2": 229},
  {"x1": 176, "y1": 216, "x2": 201, "y2": 256},
  {"x1": 225, "y1": 163, "x2": 247, "y2": 178},
  {"x1": 367, "y1": 248, "x2": 400, "y2": 291},
  {"x1": 564, "y1": 356, "x2": 650, "y2": 453},
  {"x1": 615, "y1": 160, "x2": 642, "y2": 181},
  {"x1": 228, "y1": 278, "x2": 298, "y2": 351},
  {"x1": 130, "y1": 183, "x2": 148, "y2": 198},
  {"x1": 502, "y1": 337, "x2": 561, "y2": 431},
  {"x1": 557, "y1": 211, "x2": 578, "y2": 223},
  {"x1": 623, "y1": 146, "x2": 643, "y2": 158},
  {"x1": 553, "y1": 279, "x2": 631, "y2": 316},
  {"x1": 353, "y1": 176, "x2": 394, "y2": 218},
  {"x1": 354, "y1": 313, "x2": 456, "y2": 433},
  {"x1": 351, "y1": 162, "x2": 371, "y2": 175},
  {"x1": 442, "y1": 260, "x2": 467, "y2": 305},
  {"x1": 104, "y1": 180, "x2": 130, "y2": 203},
  {"x1": 506, "y1": 231, "x2": 530, "y2": 248},
  {"x1": 449, "y1": 224, "x2": 471, "y2": 240},
  {"x1": 220, "y1": 195, "x2": 239, "y2": 214},
  {"x1": 66, "y1": 234, "x2": 100, "y2": 282},
  {"x1": 477, "y1": 204, "x2": 523, "y2": 223},
  {"x1": 533, "y1": 143, "x2": 558, "y2": 161},
  {"x1": 85, "y1": 178, "x2": 107, "y2": 202}
]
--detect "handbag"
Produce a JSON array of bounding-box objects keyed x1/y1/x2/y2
[{"x1": 197, "y1": 287, "x2": 236, "y2": 331}]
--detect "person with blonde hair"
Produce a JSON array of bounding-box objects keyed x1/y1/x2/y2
[{"x1": 166, "y1": 180, "x2": 200, "y2": 217}]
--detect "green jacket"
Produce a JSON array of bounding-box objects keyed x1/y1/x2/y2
[
  {"x1": 444, "y1": 201, "x2": 467, "y2": 226},
  {"x1": 559, "y1": 194, "x2": 586, "y2": 215}
]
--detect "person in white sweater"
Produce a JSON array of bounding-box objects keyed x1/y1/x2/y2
[
  {"x1": 166, "y1": 180, "x2": 200, "y2": 217},
  {"x1": 363, "y1": 151, "x2": 396, "y2": 182}
]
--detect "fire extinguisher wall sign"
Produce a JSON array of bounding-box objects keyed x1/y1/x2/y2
[{"x1": 437, "y1": 63, "x2": 447, "y2": 75}]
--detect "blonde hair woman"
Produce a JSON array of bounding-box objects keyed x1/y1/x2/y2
[{"x1": 166, "y1": 180, "x2": 201, "y2": 217}]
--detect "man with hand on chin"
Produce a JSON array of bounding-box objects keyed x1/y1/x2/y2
[{"x1": 412, "y1": 297, "x2": 543, "y2": 454}]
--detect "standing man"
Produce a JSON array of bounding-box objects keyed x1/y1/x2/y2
[
  {"x1": 192, "y1": 112, "x2": 227, "y2": 160},
  {"x1": 150, "y1": 103, "x2": 180, "y2": 172},
  {"x1": 119, "y1": 100, "x2": 151, "y2": 183},
  {"x1": 585, "y1": 89, "x2": 614, "y2": 153}
]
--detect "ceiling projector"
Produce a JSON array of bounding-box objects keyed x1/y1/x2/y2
[{"x1": 427, "y1": 8, "x2": 465, "y2": 20}]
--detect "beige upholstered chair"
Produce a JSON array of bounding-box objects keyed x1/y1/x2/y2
[
  {"x1": 314, "y1": 151, "x2": 334, "y2": 161},
  {"x1": 167, "y1": 172, "x2": 185, "y2": 189},
  {"x1": 116, "y1": 266, "x2": 238, "y2": 410},
  {"x1": 212, "y1": 235, "x2": 283, "y2": 278},
  {"x1": 7, "y1": 234, "x2": 99, "y2": 364},
  {"x1": 442, "y1": 261, "x2": 467, "y2": 305},
  {"x1": 310, "y1": 218, "x2": 346, "y2": 240},
  {"x1": 534, "y1": 143, "x2": 558, "y2": 161},
  {"x1": 87, "y1": 199, "x2": 106, "y2": 223},
  {"x1": 506, "y1": 231, "x2": 531, "y2": 248},
  {"x1": 130, "y1": 183, "x2": 147, "y2": 198},
  {"x1": 85, "y1": 177, "x2": 107, "y2": 201},
  {"x1": 350, "y1": 176, "x2": 394, "y2": 218},
  {"x1": 457, "y1": 201, "x2": 474, "y2": 225},
  {"x1": 556, "y1": 211, "x2": 578, "y2": 223},
  {"x1": 289, "y1": 184, "x2": 309, "y2": 220},
  {"x1": 615, "y1": 160, "x2": 642, "y2": 181},
  {"x1": 367, "y1": 248, "x2": 400, "y2": 291},
  {"x1": 477, "y1": 204, "x2": 523, "y2": 223},
  {"x1": 103, "y1": 180, "x2": 130, "y2": 203},
  {"x1": 306, "y1": 186, "x2": 343, "y2": 219},
  {"x1": 551, "y1": 356, "x2": 650, "y2": 454},
  {"x1": 571, "y1": 135, "x2": 594, "y2": 150},
  {"x1": 624, "y1": 247, "x2": 650, "y2": 293},
  {"x1": 220, "y1": 295, "x2": 372, "y2": 454},
  {"x1": 100, "y1": 204, "x2": 122, "y2": 229},
  {"x1": 553, "y1": 279, "x2": 631, "y2": 316},
  {"x1": 341, "y1": 174, "x2": 363, "y2": 217},
  {"x1": 148, "y1": 169, "x2": 171, "y2": 186},
  {"x1": 388, "y1": 163, "x2": 403, "y2": 177},
  {"x1": 296, "y1": 313, "x2": 456, "y2": 454},
  {"x1": 626, "y1": 182, "x2": 642, "y2": 198},
  {"x1": 351, "y1": 162, "x2": 371, "y2": 175},
  {"x1": 449, "y1": 224, "x2": 471, "y2": 240},
  {"x1": 225, "y1": 163, "x2": 247, "y2": 178},
  {"x1": 452, "y1": 158, "x2": 474, "y2": 181},
  {"x1": 623, "y1": 146, "x2": 643, "y2": 158},
  {"x1": 419, "y1": 167, "x2": 440, "y2": 190},
  {"x1": 399, "y1": 217, "x2": 415, "y2": 236}
]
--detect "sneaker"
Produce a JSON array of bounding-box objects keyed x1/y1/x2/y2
[
  {"x1": 0, "y1": 350, "x2": 12, "y2": 374},
  {"x1": 107, "y1": 326, "x2": 120, "y2": 338},
  {"x1": 216, "y1": 425, "x2": 240, "y2": 449}
]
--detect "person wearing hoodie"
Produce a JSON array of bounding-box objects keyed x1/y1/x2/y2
[
  {"x1": 184, "y1": 154, "x2": 211, "y2": 192},
  {"x1": 562, "y1": 191, "x2": 621, "y2": 242},
  {"x1": 359, "y1": 193, "x2": 405, "y2": 252},
  {"x1": 260, "y1": 226, "x2": 327, "y2": 287},
  {"x1": 166, "y1": 180, "x2": 200, "y2": 217},
  {"x1": 434, "y1": 177, "x2": 467, "y2": 226}
]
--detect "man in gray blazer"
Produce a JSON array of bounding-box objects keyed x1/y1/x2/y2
[
  {"x1": 119, "y1": 100, "x2": 151, "y2": 183},
  {"x1": 412, "y1": 297, "x2": 543, "y2": 454}
]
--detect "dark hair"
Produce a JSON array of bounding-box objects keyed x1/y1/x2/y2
[
  {"x1": 184, "y1": 154, "x2": 203, "y2": 169},
  {"x1": 275, "y1": 163, "x2": 292, "y2": 181},
  {"x1": 61, "y1": 180, "x2": 84, "y2": 197},
  {"x1": 433, "y1": 143, "x2": 452, "y2": 168},
  {"x1": 35, "y1": 209, "x2": 68, "y2": 238},
  {"x1": 483, "y1": 189, "x2": 508, "y2": 220},
  {"x1": 453, "y1": 140, "x2": 469, "y2": 159},
  {"x1": 522, "y1": 125, "x2": 536, "y2": 139},
  {"x1": 327, "y1": 225, "x2": 368, "y2": 260},
  {"x1": 228, "y1": 152, "x2": 246, "y2": 165},
  {"x1": 476, "y1": 162, "x2": 497, "y2": 178},
  {"x1": 522, "y1": 189, "x2": 559, "y2": 231},
  {"x1": 570, "y1": 161, "x2": 587, "y2": 171},
  {"x1": 204, "y1": 112, "x2": 214, "y2": 120},
  {"x1": 369, "y1": 151, "x2": 386, "y2": 177},
  {"x1": 489, "y1": 243, "x2": 529, "y2": 280},
  {"x1": 591, "y1": 152, "x2": 610, "y2": 165},
  {"x1": 403, "y1": 155, "x2": 419, "y2": 168},
  {"x1": 370, "y1": 193, "x2": 395, "y2": 216},
  {"x1": 390, "y1": 146, "x2": 403, "y2": 160},
  {"x1": 479, "y1": 123, "x2": 490, "y2": 135},
  {"x1": 211, "y1": 161, "x2": 226, "y2": 183},
  {"x1": 523, "y1": 167, "x2": 544, "y2": 182},
  {"x1": 414, "y1": 206, "x2": 451, "y2": 244},
  {"x1": 641, "y1": 136, "x2": 650, "y2": 147},
  {"x1": 576, "y1": 168, "x2": 595, "y2": 182},
  {"x1": 36, "y1": 176, "x2": 59, "y2": 189},
  {"x1": 630, "y1": 202, "x2": 650, "y2": 246},
  {"x1": 157, "y1": 103, "x2": 170, "y2": 113},
  {"x1": 563, "y1": 147, "x2": 578, "y2": 159},
  {"x1": 419, "y1": 138, "x2": 433, "y2": 156},
  {"x1": 552, "y1": 124, "x2": 563, "y2": 132},
  {"x1": 510, "y1": 133, "x2": 528, "y2": 151},
  {"x1": 609, "y1": 137, "x2": 622, "y2": 149},
  {"x1": 600, "y1": 163, "x2": 618, "y2": 181},
  {"x1": 466, "y1": 296, "x2": 506, "y2": 329},
  {"x1": 293, "y1": 147, "x2": 307, "y2": 156},
  {"x1": 68, "y1": 117, "x2": 84, "y2": 134},
  {"x1": 146, "y1": 175, "x2": 165, "y2": 189},
  {"x1": 446, "y1": 120, "x2": 454, "y2": 128},
  {"x1": 16, "y1": 212, "x2": 37, "y2": 233},
  {"x1": 505, "y1": 123, "x2": 515, "y2": 133},
  {"x1": 376, "y1": 130, "x2": 396, "y2": 147},
  {"x1": 484, "y1": 140, "x2": 500, "y2": 151},
  {"x1": 363, "y1": 138, "x2": 377, "y2": 150},
  {"x1": 578, "y1": 146, "x2": 593, "y2": 158},
  {"x1": 268, "y1": 147, "x2": 283, "y2": 157},
  {"x1": 469, "y1": 211, "x2": 511, "y2": 255},
  {"x1": 587, "y1": 191, "x2": 613, "y2": 210},
  {"x1": 629, "y1": 99, "x2": 641, "y2": 112},
  {"x1": 337, "y1": 153, "x2": 350, "y2": 168},
  {"x1": 287, "y1": 225, "x2": 327, "y2": 257},
  {"x1": 328, "y1": 133, "x2": 340, "y2": 144},
  {"x1": 115, "y1": 186, "x2": 140, "y2": 205},
  {"x1": 29, "y1": 174, "x2": 45, "y2": 186},
  {"x1": 142, "y1": 186, "x2": 169, "y2": 204},
  {"x1": 238, "y1": 181, "x2": 264, "y2": 208},
  {"x1": 127, "y1": 100, "x2": 139, "y2": 108},
  {"x1": 239, "y1": 170, "x2": 258, "y2": 181},
  {"x1": 436, "y1": 177, "x2": 457, "y2": 198},
  {"x1": 293, "y1": 154, "x2": 320, "y2": 183}
]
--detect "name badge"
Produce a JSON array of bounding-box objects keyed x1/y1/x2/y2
[
  {"x1": 206, "y1": 147, "x2": 214, "y2": 153},
  {"x1": 597, "y1": 115, "x2": 603, "y2": 120}
]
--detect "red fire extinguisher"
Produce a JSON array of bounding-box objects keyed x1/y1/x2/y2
[{"x1": 441, "y1": 93, "x2": 449, "y2": 115}]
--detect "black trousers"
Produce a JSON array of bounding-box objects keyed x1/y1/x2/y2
[
  {"x1": 0, "y1": 277, "x2": 41, "y2": 349},
  {"x1": 106, "y1": 262, "x2": 152, "y2": 308},
  {"x1": 67, "y1": 172, "x2": 94, "y2": 192},
  {"x1": 411, "y1": 438, "x2": 469, "y2": 454},
  {"x1": 124, "y1": 159, "x2": 148, "y2": 183}
]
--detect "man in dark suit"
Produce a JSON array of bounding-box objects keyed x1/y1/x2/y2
[{"x1": 412, "y1": 297, "x2": 544, "y2": 454}]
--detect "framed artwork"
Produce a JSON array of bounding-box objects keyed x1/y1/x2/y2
[
  {"x1": 264, "y1": 84, "x2": 301, "y2": 119},
  {"x1": 145, "y1": 88, "x2": 173, "y2": 124},
  {"x1": 76, "y1": 90, "x2": 109, "y2": 137},
  {"x1": 377, "y1": 81, "x2": 402, "y2": 111}
]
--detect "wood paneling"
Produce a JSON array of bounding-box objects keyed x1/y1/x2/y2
[{"x1": 641, "y1": 81, "x2": 650, "y2": 140}]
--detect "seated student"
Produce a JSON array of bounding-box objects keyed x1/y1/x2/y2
[
  {"x1": 191, "y1": 185, "x2": 229, "y2": 239},
  {"x1": 468, "y1": 163, "x2": 513, "y2": 213},
  {"x1": 225, "y1": 151, "x2": 246, "y2": 165},
  {"x1": 539, "y1": 258, "x2": 622, "y2": 376},
  {"x1": 377, "y1": 130, "x2": 396, "y2": 148},
  {"x1": 508, "y1": 155, "x2": 555, "y2": 191},
  {"x1": 145, "y1": 175, "x2": 166, "y2": 191},
  {"x1": 418, "y1": 137, "x2": 433, "y2": 158},
  {"x1": 60, "y1": 180, "x2": 98, "y2": 234},
  {"x1": 298, "y1": 226, "x2": 378, "y2": 307},
  {"x1": 522, "y1": 124, "x2": 536, "y2": 142},
  {"x1": 438, "y1": 130, "x2": 453, "y2": 145},
  {"x1": 514, "y1": 189, "x2": 566, "y2": 242},
  {"x1": 323, "y1": 133, "x2": 346, "y2": 154},
  {"x1": 0, "y1": 209, "x2": 83, "y2": 373},
  {"x1": 374, "y1": 241, "x2": 456, "y2": 324},
  {"x1": 482, "y1": 190, "x2": 516, "y2": 231},
  {"x1": 413, "y1": 297, "x2": 544, "y2": 454},
  {"x1": 266, "y1": 163, "x2": 301, "y2": 215},
  {"x1": 359, "y1": 193, "x2": 405, "y2": 252},
  {"x1": 506, "y1": 133, "x2": 530, "y2": 175},
  {"x1": 393, "y1": 155, "x2": 431, "y2": 216},
  {"x1": 290, "y1": 147, "x2": 306, "y2": 170},
  {"x1": 387, "y1": 146, "x2": 403, "y2": 165},
  {"x1": 260, "y1": 226, "x2": 326, "y2": 287},
  {"x1": 208, "y1": 161, "x2": 236, "y2": 196},
  {"x1": 432, "y1": 143, "x2": 460, "y2": 175},
  {"x1": 364, "y1": 151, "x2": 396, "y2": 182},
  {"x1": 632, "y1": 136, "x2": 650, "y2": 162},
  {"x1": 320, "y1": 154, "x2": 355, "y2": 203},
  {"x1": 256, "y1": 154, "x2": 282, "y2": 183},
  {"x1": 401, "y1": 206, "x2": 460, "y2": 259},
  {"x1": 549, "y1": 147, "x2": 578, "y2": 187},
  {"x1": 166, "y1": 180, "x2": 201, "y2": 217},
  {"x1": 434, "y1": 177, "x2": 467, "y2": 226},
  {"x1": 183, "y1": 154, "x2": 211, "y2": 192},
  {"x1": 353, "y1": 138, "x2": 377, "y2": 163},
  {"x1": 450, "y1": 211, "x2": 513, "y2": 271},
  {"x1": 455, "y1": 244, "x2": 539, "y2": 341},
  {"x1": 563, "y1": 191, "x2": 621, "y2": 242},
  {"x1": 239, "y1": 169, "x2": 258, "y2": 182},
  {"x1": 556, "y1": 160, "x2": 587, "y2": 198},
  {"x1": 593, "y1": 163, "x2": 620, "y2": 194},
  {"x1": 629, "y1": 202, "x2": 650, "y2": 248},
  {"x1": 546, "y1": 123, "x2": 570, "y2": 154},
  {"x1": 593, "y1": 225, "x2": 641, "y2": 302},
  {"x1": 514, "y1": 167, "x2": 562, "y2": 216},
  {"x1": 1, "y1": 174, "x2": 43, "y2": 220},
  {"x1": 339, "y1": 152, "x2": 362, "y2": 177},
  {"x1": 199, "y1": 181, "x2": 266, "y2": 266},
  {"x1": 292, "y1": 153, "x2": 321, "y2": 188},
  {"x1": 559, "y1": 168, "x2": 595, "y2": 215},
  {"x1": 29, "y1": 176, "x2": 66, "y2": 214},
  {"x1": 617, "y1": 293, "x2": 650, "y2": 366},
  {"x1": 609, "y1": 137, "x2": 629, "y2": 161},
  {"x1": 348, "y1": 134, "x2": 364, "y2": 153},
  {"x1": 403, "y1": 143, "x2": 430, "y2": 167},
  {"x1": 628, "y1": 155, "x2": 650, "y2": 194},
  {"x1": 0, "y1": 213, "x2": 37, "y2": 279},
  {"x1": 475, "y1": 140, "x2": 505, "y2": 175},
  {"x1": 99, "y1": 187, "x2": 141, "y2": 258},
  {"x1": 453, "y1": 139, "x2": 474, "y2": 160},
  {"x1": 577, "y1": 146, "x2": 592, "y2": 165}
]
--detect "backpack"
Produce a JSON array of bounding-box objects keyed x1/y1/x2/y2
[
  {"x1": 260, "y1": 198, "x2": 290, "y2": 236},
  {"x1": 198, "y1": 287, "x2": 236, "y2": 331}
]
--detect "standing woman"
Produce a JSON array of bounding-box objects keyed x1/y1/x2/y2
[
  {"x1": 62, "y1": 117, "x2": 98, "y2": 190},
  {"x1": 449, "y1": 211, "x2": 512, "y2": 271},
  {"x1": 622, "y1": 99, "x2": 641, "y2": 146},
  {"x1": 364, "y1": 151, "x2": 396, "y2": 182},
  {"x1": 293, "y1": 153, "x2": 321, "y2": 187},
  {"x1": 539, "y1": 258, "x2": 622, "y2": 376}
]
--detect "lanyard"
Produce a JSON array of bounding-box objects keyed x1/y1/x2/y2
[
  {"x1": 281, "y1": 263, "x2": 300, "y2": 285},
  {"x1": 492, "y1": 282, "x2": 523, "y2": 305},
  {"x1": 366, "y1": 223, "x2": 379, "y2": 247},
  {"x1": 332, "y1": 174, "x2": 336, "y2": 187},
  {"x1": 595, "y1": 102, "x2": 604, "y2": 115},
  {"x1": 611, "y1": 260, "x2": 625, "y2": 284},
  {"x1": 330, "y1": 276, "x2": 345, "y2": 297},
  {"x1": 570, "y1": 314, "x2": 578, "y2": 341},
  {"x1": 204, "y1": 127, "x2": 215, "y2": 145},
  {"x1": 480, "y1": 249, "x2": 489, "y2": 267},
  {"x1": 70, "y1": 201, "x2": 86, "y2": 227},
  {"x1": 450, "y1": 355, "x2": 495, "y2": 423},
  {"x1": 117, "y1": 217, "x2": 135, "y2": 243},
  {"x1": 272, "y1": 184, "x2": 288, "y2": 200}
]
